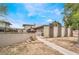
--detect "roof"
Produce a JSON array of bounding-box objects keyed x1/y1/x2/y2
[
  {"x1": 0, "y1": 20, "x2": 11, "y2": 25},
  {"x1": 50, "y1": 21, "x2": 61, "y2": 26},
  {"x1": 23, "y1": 24, "x2": 35, "y2": 26},
  {"x1": 34, "y1": 25, "x2": 49, "y2": 29}
]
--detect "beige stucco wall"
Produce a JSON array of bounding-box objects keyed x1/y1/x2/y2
[
  {"x1": 73, "y1": 30, "x2": 78, "y2": 37},
  {"x1": 67, "y1": 28, "x2": 73, "y2": 37},
  {"x1": 49, "y1": 26, "x2": 53, "y2": 37},
  {"x1": 43, "y1": 26, "x2": 49, "y2": 38},
  {"x1": 61, "y1": 27, "x2": 68, "y2": 37},
  {"x1": 23, "y1": 30, "x2": 27, "y2": 32},
  {"x1": 73, "y1": 30, "x2": 79, "y2": 42},
  {"x1": 53, "y1": 26, "x2": 61, "y2": 37},
  {"x1": 42, "y1": 26, "x2": 73, "y2": 38}
]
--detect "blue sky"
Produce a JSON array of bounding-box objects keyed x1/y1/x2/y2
[{"x1": 3, "y1": 3, "x2": 64, "y2": 28}]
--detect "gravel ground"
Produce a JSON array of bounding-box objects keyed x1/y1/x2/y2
[
  {"x1": 0, "y1": 40, "x2": 62, "y2": 55},
  {"x1": 46, "y1": 37, "x2": 79, "y2": 54}
]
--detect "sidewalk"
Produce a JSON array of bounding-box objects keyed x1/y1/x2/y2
[{"x1": 36, "y1": 36, "x2": 78, "y2": 55}]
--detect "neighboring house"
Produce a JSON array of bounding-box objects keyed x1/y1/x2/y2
[
  {"x1": 23, "y1": 24, "x2": 35, "y2": 32},
  {"x1": 0, "y1": 20, "x2": 11, "y2": 32},
  {"x1": 35, "y1": 25, "x2": 49, "y2": 37}
]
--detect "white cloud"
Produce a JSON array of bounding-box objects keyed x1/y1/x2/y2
[
  {"x1": 47, "y1": 19, "x2": 53, "y2": 23},
  {"x1": 24, "y1": 4, "x2": 64, "y2": 20},
  {"x1": 24, "y1": 4, "x2": 46, "y2": 17},
  {"x1": 27, "y1": 12, "x2": 35, "y2": 17}
]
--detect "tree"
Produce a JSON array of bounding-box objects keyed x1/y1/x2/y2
[
  {"x1": 0, "y1": 4, "x2": 7, "y2": 16},
  {"x1": 0, "y1": 4, "x2": 8, "y2": 32},
  {"x1": 64, "y1": 3, "x2": 79, "y2": 30}
]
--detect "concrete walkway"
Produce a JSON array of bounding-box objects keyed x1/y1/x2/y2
[{"x1": 36, "y1": 36, "x2": 78, "y2": 55}]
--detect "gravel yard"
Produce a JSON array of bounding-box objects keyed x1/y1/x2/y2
[
  {"x1": 0, "y1": 40, "x2": 62, "y2": 55},
  {"x1": 46, "y1": 37, "x2": 79, "y2": 54}
]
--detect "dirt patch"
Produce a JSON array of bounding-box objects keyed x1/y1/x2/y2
[
  {"x1": 46, "y1": 37, "x2": 79, "y2": 54},
  {"x1": 0, "y1": 40, "x2": 62, "y2": 55}
]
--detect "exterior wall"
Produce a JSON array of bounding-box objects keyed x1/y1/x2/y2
[
  {"x1": 23, "y1": 30, "x2": 27, "y2": 32},
  {"x1": 0, "y1": 33, "x2": 34, "y2": 47},
  {"x1": 43, "y1": 26, "x2": 49, "y2": 38},
  {"x1": 58, "y1": 26, "x2": 61, "y2": 37},
  {"x1": 53, "y1": 26, "x2": 61, "y2": 37},
  {"x1": 0, "y1": 22, "x2": 10, "y2": 28},
  {"x1": 36, "y1": 27, "x2": 43, "y2": 36},
  {"x1": 17, "y1": 29, "x2": 23, "y2": 32},
  {"x1": 67, "y1": 27, "x2": 73, "y2": 37},
  {"x1": 24, "y1": 25, "x2": 35, "y2": 30},
  {"x1": 49, "y1": 25, "x2": 53, "y2": 37},
  {"x1": 36, "y1": 25, "x2": 73, "y2": 38},
  {"x1": 73, "y1": 30, "x2": 78, "y2": 37},
  {"x1": 61, "y1": 27, "x2": 67, "y2": 37},
  {"x1": 72, "y1": 30, "x2": 79, "y2": 42},
  {"x1": 53, "y1": 27, "x2": 58, "y2": 37},
  {"x1": 23, "y1": 25, "x2": 35, "y2": 33},
  {"x1": 24, "y1": 26, "x2": 32, "y2": 30}
]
